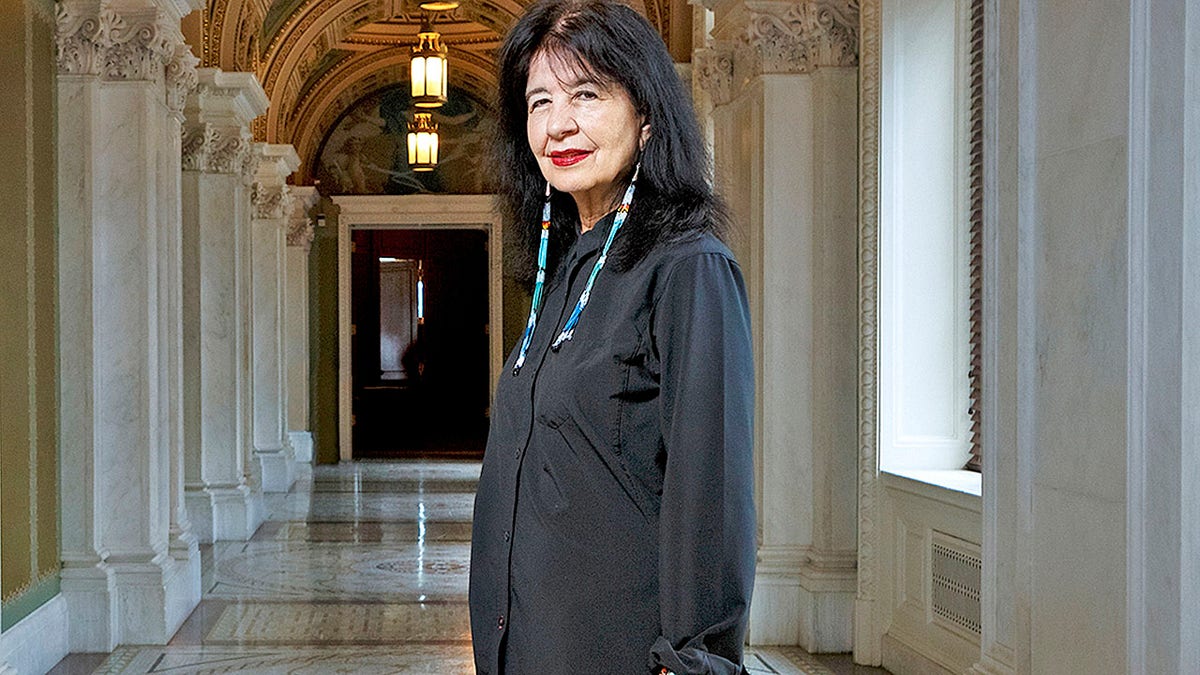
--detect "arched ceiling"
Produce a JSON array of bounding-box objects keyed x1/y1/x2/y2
[{"x1": 202, "y1": 0, "x2": 693, "y2": 183}]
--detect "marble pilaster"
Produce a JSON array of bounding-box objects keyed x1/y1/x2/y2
[
  {"x1": 285, "y1": 186, "x2": 319, "y2": 466},
  {"x1": 181, "y1": 68, "x2": 270, "y2": 542},
  {"x1": 251, "y1": 144, "x2": 301, "y2": 492},
  {"x1": 161, "y1": 41, "x2": 203, "y2": 624},
  {"x1": 697, "y1": 0, "x2": 859, "y2": 651},
  {"x1": 55, "y1": 0, "x2": 204, "y2": 651}
]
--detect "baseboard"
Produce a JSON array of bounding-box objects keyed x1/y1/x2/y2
[
  {"x1": 0, "y1": 594, "x2": 68, "y2": 675},
  {"x1": 748, "y1": 546, "x2": 855, "y2": 652},
  {"x1": 882, "y1": 633, "x2": 959, "y2": 675},
  {"x1": 969, "y1": 645, "x2": 1016, "y2": 675}
]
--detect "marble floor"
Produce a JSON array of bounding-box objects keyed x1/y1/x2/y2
[{"x1": 51, "y1": 460, "x2": 887, "y2": 675}]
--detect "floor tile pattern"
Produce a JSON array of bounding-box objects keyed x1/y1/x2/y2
[{"x1": 53, "y1": 460, "x2": 885, "y2": 674}]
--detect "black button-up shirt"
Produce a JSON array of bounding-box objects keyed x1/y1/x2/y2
[{"x1": 469, "y1": 213, "x2": 755, "y2": 674}]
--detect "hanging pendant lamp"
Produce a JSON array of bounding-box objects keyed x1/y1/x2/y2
[
  {"x1": 411, "y1": 16, "x2": 448, "y2": 108},
  {"x1": 407, "y1": 112, "x2": 439, "y2": 171}
]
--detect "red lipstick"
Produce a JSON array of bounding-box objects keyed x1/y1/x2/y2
[{"x1": 549, "y1": 149, "x2": 591, "y2": 167}]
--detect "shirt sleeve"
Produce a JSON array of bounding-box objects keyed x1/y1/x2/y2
[{"x1": 648, "y1": 252, "x2": 756, "y2": 675}]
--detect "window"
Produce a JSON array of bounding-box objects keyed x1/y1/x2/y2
[{"x1": 880, "y1": 0, "x2": 984, "y2": 474}]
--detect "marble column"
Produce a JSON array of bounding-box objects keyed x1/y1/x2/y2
[
  {"x1": 696, "y1": 0, "x2": 860, "y2": 651},
  {"x1": 181, "y1": 69, "x2": 270, "y2": 542},
  {"x1": 285, "y1": 186, "x2": 319, "y2": 466},
  {"x1": 56, "y1": 0, "x2": 204, "y2": 650},
  {"x1": 251, "y1": 145, "x2": 301, "y2": 492},
  {"x1": 161, "y1": 41, "x2": 203, "y2": 623}
]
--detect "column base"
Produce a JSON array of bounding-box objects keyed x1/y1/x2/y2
[
  {"x1": 748, "y1": 546, "x2": 856, "y2": 652},
  {"x1": 61, "y1": 553, "x2": 200, "y2": 651},
  {"x1": 288, "y1": 430, "x2": 314, "y2": 463},
  {"x1": 168, "y1": 523, "x2": 202, "y2": 617},
  {"x1": 256, "y1": 444, "x2": 295, "y2": 493},
  {"x1": 0, "y1": 595, "x2": 68, "y2": 675},
  {"x1": 186, "y1": 484, "x2": 264, "y2": 542}
]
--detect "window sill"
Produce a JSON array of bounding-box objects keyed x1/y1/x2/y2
[{"x1": 882, "y1": 469, "x2": 982, "y2": 512}]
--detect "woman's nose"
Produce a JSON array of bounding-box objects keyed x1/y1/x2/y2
[{"x1": 545, "y1": 104, "x2": 578, "y2": 139}]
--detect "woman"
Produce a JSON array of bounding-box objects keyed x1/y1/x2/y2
[{"x1": 468, "y1": 0, "x2": 755, "y2": 672}]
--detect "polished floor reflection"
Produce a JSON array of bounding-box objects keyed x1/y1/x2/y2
[{"x1": 53, "y1": 460, "x2": 883, "y2": 674}]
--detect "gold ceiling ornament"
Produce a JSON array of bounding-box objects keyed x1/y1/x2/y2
[
  {"x1": 411, "y1": 15, "x2": 449, "y2": 107},
  {"x1": 418, "y1": 0, "x2": 460, "y2": 9},
  {"x1": 407, "y1": 112, "x2": 440, "y2": 171}
]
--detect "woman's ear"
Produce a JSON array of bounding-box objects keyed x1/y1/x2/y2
[{"x1": 639, "y1": 122, "x2": 651, "y2": 150}]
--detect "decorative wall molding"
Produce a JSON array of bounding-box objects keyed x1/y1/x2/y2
[
  {"x1": 854, "y1": 0, "x2": 882, "y2": 665},
  {"x1": 252, "y1": 183, "x2": 294, "y2": 221},
  {"x1": 56, "y1": 3, "x2": 184, "y2": 82}
]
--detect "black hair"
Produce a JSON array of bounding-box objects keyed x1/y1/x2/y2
[{"x1": 493, "y1": 0, "x2": 728, "y2": 285}]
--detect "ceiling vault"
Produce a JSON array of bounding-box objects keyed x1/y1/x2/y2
[{"x1": 202, "y1": 0, "x2": 689, "y2": 185}]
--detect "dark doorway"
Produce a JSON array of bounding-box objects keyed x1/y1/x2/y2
[{"x1": 350, "y1": 229, "x2": 489, "y2": 458}]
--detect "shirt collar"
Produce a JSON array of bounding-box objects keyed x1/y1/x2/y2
[{"x1": 573, "y1": 209, "x2": 619, "y2": 260}]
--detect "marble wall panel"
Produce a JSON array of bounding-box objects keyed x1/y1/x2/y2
[
  {"x1": 1030, "y1": 485, "x2": 1126, "y2": 671},
  {"x1": 1033, "y1": 0, "x2": 1130, "y2": 158},
  {"x1": 1031, "y1": 137, "x2": 1128, "y2": 503}
]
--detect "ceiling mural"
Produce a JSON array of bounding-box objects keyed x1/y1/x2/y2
[
  {"x1": 202, "y1": 0, "x2": 692, "y2": 186},
  {"x1": 315, "y1": 84, "x2": 490, "y2": 195}
]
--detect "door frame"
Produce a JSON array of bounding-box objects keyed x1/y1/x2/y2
[{"x1": 332, "y1": 194, "x2": 503, "y2": 461}]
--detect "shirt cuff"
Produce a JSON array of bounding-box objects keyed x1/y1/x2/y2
[{"x1": 649, "y1": 635, "x2": 743, "y2": 675}]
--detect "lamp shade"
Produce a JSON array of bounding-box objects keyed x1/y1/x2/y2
[
  {"x1": 407, "y1": 113, "x2": 439, "y2": 171},
  {"x1": 411, "y1": 23, "x2": 448, "y2": 108}
]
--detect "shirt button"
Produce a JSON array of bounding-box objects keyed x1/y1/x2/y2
[
  {"x1": 497, "y1": 614, "x2": 506, "y2": 630},
  {"x1": 503, "y1": 530, "x2": 511, "y2": 542}
]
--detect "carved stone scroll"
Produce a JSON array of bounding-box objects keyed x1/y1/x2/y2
[
  {"x1": 698, "y1": 0, "x2": 860, "y2": 103},
  {"x1": 56, "y1": 3, "x2": 186, "y2": 84},
  {"x1": 252, "y1": 183, "x2": 293, "y2": 221}
]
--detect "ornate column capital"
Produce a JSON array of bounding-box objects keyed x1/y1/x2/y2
[
  {"x1": 694, "y1": 47, "x2": 735, "y2": 106},
  {"x1": 741, "y1": 0, "x2": 858, "y2": 74},
  {"x1": 182, "y1": 122, "x2": 253, "y2": 174},
  {"x1": 252, "y1": 183, "x2": 294, "y2": 221},
  {"x1": 165, "y1": 44, "x2": 199, "y2": 119},
  {"x1": 699, "y1": 0, "x2": 859, "y2": 103},
  {"x1": 286, "y1": 186, "x2": 320, "y2": 250},
  {"x1": 55, "y1": 3, "x2": 184, "y2": 82}
]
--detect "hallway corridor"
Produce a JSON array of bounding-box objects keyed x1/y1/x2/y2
[{"x1": 52, "y1": 461, "x2": 875, "y2": 674}]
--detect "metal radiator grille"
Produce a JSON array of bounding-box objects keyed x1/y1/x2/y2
[{"x1": 931, "y1": 534, "x2": 982, "y2": 635}]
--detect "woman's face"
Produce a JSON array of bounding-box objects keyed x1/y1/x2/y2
[{"x1": 525, "y1": 50, "x2": 648, "y2": 216}]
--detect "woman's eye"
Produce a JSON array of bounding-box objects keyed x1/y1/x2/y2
[
  {"x1": 573, "y1": 89, "x2": 598, "y2": 101},
  {"x1": 528, "y1": 98, "x2": 549, "y2": 112}
]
